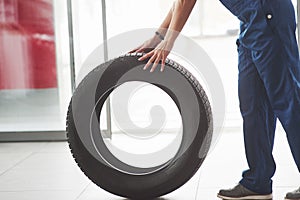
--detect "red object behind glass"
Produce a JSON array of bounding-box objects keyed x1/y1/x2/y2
[{"x1": 0, "y1": 0, "x2": 57, "y2": 89}]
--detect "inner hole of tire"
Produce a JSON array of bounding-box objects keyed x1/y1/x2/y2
[{"x1": 99, "y1": 81, "x2": 183, "y2": 170}]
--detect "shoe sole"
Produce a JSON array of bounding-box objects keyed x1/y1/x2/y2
[{"x1": 217, "y1": 194, "x2": 273, "y2": 200}]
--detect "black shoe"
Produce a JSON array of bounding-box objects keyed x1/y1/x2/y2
[
  {"x1": 285, "y1": 187, "x2": 300, "y2": 200},
  {"x1": 217, "y1": 184, "x2": 273, "y2": 200}
]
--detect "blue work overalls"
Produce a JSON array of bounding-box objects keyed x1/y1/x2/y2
[{"x1": 220, "y1": 0, "x2": 300, "y2": 194}]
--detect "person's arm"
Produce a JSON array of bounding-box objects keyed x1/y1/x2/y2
[
  {"x1": 157, "y1": 2, "x2": 176, "y2": 36},
  {"x1": 139, "y1": 0, "x2": 197, "y2": 72},
  {"x1": 129, "y1": 2, "x2": 175, "y2": 53}
]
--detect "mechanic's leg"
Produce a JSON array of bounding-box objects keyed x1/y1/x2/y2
[
  {"x1": 237, "y1": 41, "x2": 277, "y2": 194},
  {"x1": 252, "y1": 36, "x2": 300, "y2": 172}
]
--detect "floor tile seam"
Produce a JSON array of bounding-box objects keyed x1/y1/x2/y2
[
  {"x1": 0, "y1": 152, "x2": 36, "y2": 177},
  {"x1": 74, "y1": 182, "x2": 92, "y2": 200}
]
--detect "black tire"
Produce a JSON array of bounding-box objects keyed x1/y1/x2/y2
[{"x1": 66, "y1": 53, "x2": 213, "y2": 199}]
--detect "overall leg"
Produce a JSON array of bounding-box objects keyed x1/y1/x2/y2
[
  {"x1": 252, "y1": 40, "x2": 300, "y2": 171},
  {"x1": 252, "y1": 0, "x2": 300, "y2": 172},
  {"x1": 237, "y1": 42, "x2": 277, "y2": 195}
]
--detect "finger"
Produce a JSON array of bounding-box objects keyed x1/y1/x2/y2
[
  {"x1": 138, "y1": 51, "x2": 154, "y2": 61},
  {"x1": 161, "y1": 56, "x2": 166, "y2": 72},
  {"x1": 160, "y1": 51, "x2": 169, "y2": 72},
  {"x1": 128, "y1": 49, "x2": 136, "y2": 53},
  {"x1": 144, "y1": 55, "x2": 156, "y2": 70},
  {"x1": 144, "y1": 54, "x2": 157, "y2": 70},
  {"x1": 128, "y1": 46, "x2": 140, "y2": 53},
  {"x1": 150, "y1": 54, "x2": 161, "y2": 72},
  {"x1": 136, "y1": 48, "x2": 145, "y2": 53}
]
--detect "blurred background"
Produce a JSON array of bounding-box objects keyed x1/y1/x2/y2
[
  {"x1": 0, "y1": 0, "x2": 298, "y2": 137},
  {"x1": 0, "y1": 0, "x2": 245, "y2": 139}
]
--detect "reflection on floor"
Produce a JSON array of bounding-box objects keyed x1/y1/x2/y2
[{"x1": 0, "y1": 128, "x2": 299, "y2": 200}]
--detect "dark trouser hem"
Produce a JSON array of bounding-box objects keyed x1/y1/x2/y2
[{"x1": 239, "y1": 179, "x2": 272, "y2": 195}]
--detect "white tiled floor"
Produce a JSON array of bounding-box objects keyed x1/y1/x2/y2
[{"x1": 0, "y1": 127, "x2": 299, "y2": 200}]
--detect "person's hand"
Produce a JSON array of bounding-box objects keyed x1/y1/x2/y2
[
  {"x1": 129, "y1": 35, "x2": 162, "y2": 54},
  {"x1": 138, "y1": 39, "x2": 174, "y2": 72}
]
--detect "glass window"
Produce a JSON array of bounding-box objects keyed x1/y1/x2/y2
[{"x1": 0, "y1": 0, "x2": 71, "y2": 132}]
